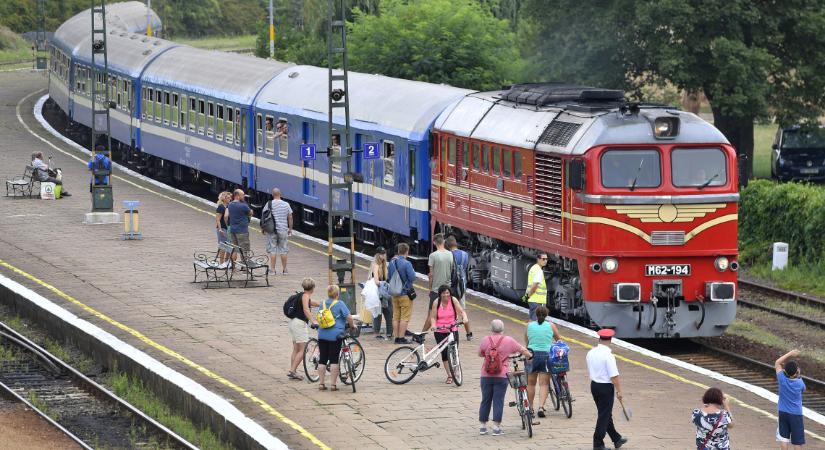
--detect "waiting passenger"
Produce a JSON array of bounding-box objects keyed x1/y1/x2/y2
[
  {"x1": 261, "y1": 187, "x2": 293, "y2": 274},
  {"x1": 427, "y1": 285, "x2": 468, "y2": 384},
  {"x1": 524, "y1": 305, "x2": 561, "y2": 423},
  {"x1": 32, "y1": 151, "x2": 71, "y2": 197},
  {"x1": 87, "y1": 146, "x2": 111, "y2": 191},
  {"x1": 446, "y1": 235, "x2": 473, "y2": 340},
  {"x1": 265, "y1": 117, "x2": 274, "y2": 132},
  {"x1": 314, "y1": 284, "x2": 355, "y2": 391},
  {"x1": 215, "y1": 191, "x2": 232, "y2": 262},
  {"x1": 274, "y1": 119, "x2": 289, "y2": 138},
  {"x1": 225, "y1": 189, "x2": 252, "y2": 255},
  {"x1": 692, "y1": 387, "x2": 734, "y2": 450},
  {"x1": 369, "y1": 247, "x2": 393, "y2": 340},
  {"x1": 287, "y1": 278, "x2": 320, "y2": 381},
  {"x1": 775, "y1": 349, "x2": 805, "y2": 450}
]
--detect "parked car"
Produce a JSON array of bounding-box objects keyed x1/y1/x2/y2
[{"x1": 771, "y1": 125, "x2": 825, "y2": 181}]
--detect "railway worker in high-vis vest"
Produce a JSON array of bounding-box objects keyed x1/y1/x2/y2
[{"x1": 524, "y1": 253, "x2": 549, "y2": 320}]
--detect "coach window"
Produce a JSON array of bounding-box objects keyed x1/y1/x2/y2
[
  {"x1": 172, "y1": 93, "x2": 179, "y2": 128},
  {"x1": 264, "y1": 115, "x2": 275, "y2": 155},
  {"x1": 207, "y1": 101, "x2": 215, "y2": 137},
  {"x1": 492, "y1": 146, "x2": 501, "y2": 175},
  {"x1": 189, "y1": 98, "x2": 197, "y2": 131},
  {"x1": 255, "y1": 114, "x2": 263, "y2": 152},
  {"x1": 142, "y1": 87, "x2": 149, "y2": 119},
  {"x1": 409, "y1": 144, "x2": 416, "y2": 191},
  {"x1": 276, "y1": 118, "x2": 289, "y2": 158},
  {"x1": 179, "y1": 95, "x2": 187, "y2": 129},
  {"x1": 226, "y1": 107, "x2": 234, "y2": 143},
  {"x1": 448, "y1": 137, "x2": 456, "y2": 166},
  {"x1": 75, "y1": 68, "x2": 82, "y2": 91},
  {"x1": 472, "y1": 143, "x2": 480, "y2": 170},
  {"x1": 671, "y1": 148, "x2": 727, "y2": 188},
  {"x1": 154, "y1": 90, "x2": 162, "y2": 123},
  {"x1": 514, "y1": 150, "x2": 523, "y2": 178},
  {"x1": 503, "y1": 148, "x2": 512, "y2": 177},
  {"x1": 482, "y1": 144, "x2": 490, "y2": 173},
  {"x1": 163, "y1": 91, "x2": 171, "y2": 125},
  {"x1": 331, "y1": 133, "x2": 342, "y2": 172},
  {"x1": 241, "y1": 110, "x2": 247, "y2": 148},
  {"x1": 384, "y1": 140, "x2": 395, "y2": 186},
  {"x1": 216, "y1": 104, "x2": 224, "y2": 140},
  {"x1": 197, "y1": 99, "x2": 205, "y2": 134},
  {"x1": 600, "y1": 149, "x2": 661, "y2": 188}
]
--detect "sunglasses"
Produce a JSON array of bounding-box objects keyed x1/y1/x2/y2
[{"x1": 539, "y1": 257, "x2": 548, "y2": 260}]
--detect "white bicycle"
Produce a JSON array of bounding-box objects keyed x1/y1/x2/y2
[{"x1": 383, "y1": 321, "x2": 463, "y2": 386}]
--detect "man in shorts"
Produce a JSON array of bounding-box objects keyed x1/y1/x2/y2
[
  {"x1": 389, "y1": 243, "x2": 416, "y2": 344},
  {"x1": 775, "y1": 349, "x2": 806, "y2": 449},
  {"x1": 423, "y1": 233, "x2": 453, "y2": 331},
  {"x1": 261, "y1": 188, "x2": 293, "y2": 274},
  {"x1": 226, "y1": 189, "x2": 252, "y2": 255}
]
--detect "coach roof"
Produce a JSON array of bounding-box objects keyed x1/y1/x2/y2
[
  {"x1": 74, "y1": 32, "x2": 178, "y2": 78},
  {"x1": 255, "y1": 65, "x2": 473, "y2": 141},
  {"x1": 141, "y1": 47, "x2": 294, "y2": 105},
  {"x1": 52, "y1": 1, "x2": 161, "y2": 56}
]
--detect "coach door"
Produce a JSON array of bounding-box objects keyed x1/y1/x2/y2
[
  {"x1": 436, "y1": 135, "x2": 448, "y2": 212},
  {"x1": 302, "y1": 122, "x2": 317, "y2": 198}
]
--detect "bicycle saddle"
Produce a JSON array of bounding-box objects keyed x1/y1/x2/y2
[{"x1": 411, "y1": 332, "x2": 426, "y2": 344}]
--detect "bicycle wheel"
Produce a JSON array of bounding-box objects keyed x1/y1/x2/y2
[
  {"x1": 303, "y1": 338, "x2": 320, "y2": 382},
  {"x1": 384, "y1": 346, "x2": 420, "y2": 384},
  {"x1": 344, "y1": 354, "x2": 357, "y2": 393},
  {"x1": 447, "y1": 344, "x2": 463, "y2": 386},
  {"x1": 520, "y1": 390, "x2": 533, "y2": 438},
  {"x1": 560, "y1": 377, "x2": 572, "y2": 418},
  {"x1": 340, "y1": 339, "x2": 365, "y2": 385},
  {"x1": 550, "y1": 374, "x2": 561, "y2": 411}
]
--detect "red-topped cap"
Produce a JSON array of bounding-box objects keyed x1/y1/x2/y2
[{"x1": 597, "y1": 329, "x2": 615, "y2": 339}]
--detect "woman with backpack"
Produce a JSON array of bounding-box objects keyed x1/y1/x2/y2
[
  {"x1": 287, "y1": 278, "x2": 320, "y2": 380},
  {"x1": 524, "y1": 305, "x2": 561, "y2": 423},
  {"x1": 315, "y1": 284, "x2": 355, "y2": 391},
  {"x1": 370, "y1": 247, "x2": 393, "y2": 340},
  {"x1": 478, "y1": 319, "x2": 531, "y2": 436},
  {"x1": 427, "y1": 285, "x2": 469, "y2": 384}
]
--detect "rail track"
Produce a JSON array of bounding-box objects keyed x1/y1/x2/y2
[
  {"x1": 737, "y1": 279, "x2": 825, "y2": 330},
  {"x1": 0, "y1": 321, "x2": 198, "y2": 450},
  {"x1": 649, "y1": 339, "x2": 825, "y2": 415}
]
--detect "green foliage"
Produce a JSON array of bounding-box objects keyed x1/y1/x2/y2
[
  {"x1": 753, "y1": 123, "x2": 779, "y2": 179},
  {"x1": 739, "y1": 180, "x2": 825, "y2": 266},
  {"x1": 748, "y1": 261, "x2": 825, "y2": 299},
  {"x1": 0, "y1": 26, "x2": 32, "y2": 64},
  {"x1": 347, "y1": 0, "x2": 522, "y2": 90},
  {"x1": 255, "y1": 18, "x2": 327, "y2": 65}
]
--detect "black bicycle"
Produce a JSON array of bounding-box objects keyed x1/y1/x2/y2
[
  {"x1": 506, "y1": 354, "x2": 532, "y2": 438},
  {"x1": 303, "y1": 326, "x2": 365, "y2": 393}
]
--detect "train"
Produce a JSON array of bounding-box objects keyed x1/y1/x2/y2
[{"x1": 47, "y1": 2, "x2": 739, "y2": 338}]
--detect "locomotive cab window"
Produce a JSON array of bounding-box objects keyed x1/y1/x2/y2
[
  {"x1": 600, "y1": 149, "x2": 661, "y2": 189},
  {"x1": 384, "y1": 140, "x2": 395, "y2": 186},
  {"x1": 671, "y1": 148, "x2": 727, "y2": 188}
]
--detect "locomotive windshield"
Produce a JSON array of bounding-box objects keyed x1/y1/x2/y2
[
  {"x1": 671, "y1": 148, "x2": 727, "y2": 188},
  {"x1": 600, "y1": 149, "x2": 661, "y2": 189}
]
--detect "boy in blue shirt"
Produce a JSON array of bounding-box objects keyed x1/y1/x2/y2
[{"x1": 775, "y1": 349, "x2": 805, "y2": 449}]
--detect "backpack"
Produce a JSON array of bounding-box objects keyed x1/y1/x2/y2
[
  {"x1": 282, "y1": 291, "x2": 303, "y2": 319},
  {"x1": 261, "y1": 200, "x2": 276, "y2": 234},
  {"x1": 316, "y1": 299, "x2": 339, "y2": 329},
  {"x1": 484, "y1": 336, "x2": 505, "y2": 375},
  {"x1": 388, "y1": 259, "x2": 405, "y2": 296},
  {"x1": 450, "y1": 250, "x2": 468, "y2": 300}
]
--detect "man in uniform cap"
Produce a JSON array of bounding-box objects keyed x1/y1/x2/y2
[{"x1": 586, "y1": 328, "x2": 628, "y2": 450}]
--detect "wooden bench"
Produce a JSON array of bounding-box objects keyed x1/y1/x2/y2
[
  {"x1": 5, "y1": 166, "x2": 40, "y2": 198},
  {"x1": 193, "y1": 242, "x2": 235, "y2": 289}
]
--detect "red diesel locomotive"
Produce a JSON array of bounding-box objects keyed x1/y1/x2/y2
[{"x1": 430, "y1": 84, "x2": 738, "y2": 338}]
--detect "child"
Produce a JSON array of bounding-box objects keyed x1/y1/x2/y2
[{"x1": 775, "y1": 349, "x2": 806, "y2": 449}]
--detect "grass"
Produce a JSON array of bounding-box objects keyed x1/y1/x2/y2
[
  {"x1": 107, "y1": 372, "x2": 232, "y2": 450},
  {"x1": 746, "y1": 262, "x2": 825, "y2": 299},
  {"x1": 175, "y1": 34, "x2": 257, "y2": 52},
  {"x1": 725, "y1": 320, "x2": 788, "y2": 349},
  {"x1": 0, "y1": 26, "x2": 34, "y2": 65},
  {"x1": 753, "y1": 123, "x2": 778, "y2": 179}
]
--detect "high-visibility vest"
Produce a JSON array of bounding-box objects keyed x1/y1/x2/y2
[{"x1": 527, "y1": 263, "x2": 547, "y2": 304}]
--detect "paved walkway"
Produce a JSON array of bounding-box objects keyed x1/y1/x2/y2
[{"x1": 1, "y1": 71, "x2": 824, "y2": 449}]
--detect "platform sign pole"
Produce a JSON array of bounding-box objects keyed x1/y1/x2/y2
[
  {"x1": 89, "y1": 1, "x2": 114, "y2": 214},
  {"x1": 35, "y1": 0, "x2": 47, "y2": 70},
  {"x1": 326, "y1": 0, "x2": 357, "y2": 314}
]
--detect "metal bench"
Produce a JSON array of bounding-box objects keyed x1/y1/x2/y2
[
  {"x1": 228, "y1": 243, "x2": 270, "y2": 288},
  {"x1": 5, "y1": 166, "x2": 40, "y2": 198},
  {"x1": 193, "y1": 242, "x2": 235, "y2": 289}
]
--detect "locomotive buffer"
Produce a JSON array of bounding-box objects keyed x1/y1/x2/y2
[
  {"x1": 325, "y1": 0, "x2": 361, "y2": 311},
  {"x1": 85, "y1": 0, "x2": 117, "y2": 224}
]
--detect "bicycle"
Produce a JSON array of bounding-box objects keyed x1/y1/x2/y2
[
  {"x1": 303, "y1": 325, "x2": 365, "y2": 393},
  {"x1": 550, "y1": 370, "x2": 573, "y2": 418},
  {"x1": 506, "y1": 354, "x2": 533, "y2": 438},
  {"x1": 384, "y1": 321, "x2": 463, "y2": 386}
]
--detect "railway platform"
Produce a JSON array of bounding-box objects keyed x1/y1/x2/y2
[{"x1": 2, "y1": 70, "x2": 825, "y2": 449}]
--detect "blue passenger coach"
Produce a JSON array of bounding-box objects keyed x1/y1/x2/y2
[{"x1": 253, "y1": 66, "x2": 471, "y2": 244}]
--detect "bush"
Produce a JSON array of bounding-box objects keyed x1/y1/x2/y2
[{"x1": 739, "y1": 180, "x2": 825, "y2": 265}]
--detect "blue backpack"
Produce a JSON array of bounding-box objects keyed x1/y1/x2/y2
[{"x1": 549, "y1": 341, "x2": 570, "y2": 374}]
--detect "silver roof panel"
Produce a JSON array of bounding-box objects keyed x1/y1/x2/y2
[
  {"x1": 433, "y1": 95, "x2": 494, "y2": 138},
  {"x1": 142, "y1": 47, "x2": 294, "y2": 105},
  {"x1": 256, "y1": 65, "x2": 473, "y2": 140},
  {"x1": 472, "y1": 104, "x2": 559, "y2": 150},
  {"x1": 75, "y1": 33, "x2": 177, "y2": 77},
  {"x1": 52, "y1": 1, "x2": 161, "y2": 56}
]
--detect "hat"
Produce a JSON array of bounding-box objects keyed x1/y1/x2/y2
[{"x1": 597, "y1": 329, "x2": 615, "y2": 340}]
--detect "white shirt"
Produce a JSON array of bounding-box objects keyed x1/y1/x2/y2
[{"x1": 586, "y1": 343, "x2": 619, "y2": 383}]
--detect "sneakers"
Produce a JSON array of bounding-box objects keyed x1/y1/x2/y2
[
  {"x1": 614, "y1": 437, "x2": 628, "y2": 449},
  {"x1": 491, "y1": 427, "x2": 503, "y2": 436},
  {"x1": 282, "y1": 270, "x2": 289, "y2": 275},
  {"x1": 404, "y1": 330, "x2": 414, "y2": 337},
  {"x1": 479, "y1": 426, "x2": 488, "y2": 435},
  {"x1": 375, "y1": 335, "x2": 386, "y2": 340},
  {"x1": 394, "y1": 337, "x2": 411, "y2": 344},
  {"x1": 60, "y1": 191, "x2": 72, "y2": 197}
]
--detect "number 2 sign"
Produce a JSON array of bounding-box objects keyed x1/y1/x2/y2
[
  {"x1": 363, "y1": 142, "x2": 379, "y2": 160},
  {"x1": 300, "y1": 144, "x2": 316, "y2": 161}
]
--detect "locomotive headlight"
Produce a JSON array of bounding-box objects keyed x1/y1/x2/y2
[
  {"x1": 602, "y1": 257, "x2": 618, "y2": 273},
  {"x1": 714, "y1": 256, "x2": 729, "y2": 272},
  {"x1": 653, "y1": 117, "x2": 679, "y2": 139}
]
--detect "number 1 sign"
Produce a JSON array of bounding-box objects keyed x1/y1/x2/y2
[{"x1": 300, "y1": 144, "x2": 316, "y2": 161}]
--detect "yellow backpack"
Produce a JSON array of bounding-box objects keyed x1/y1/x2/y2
[{"x1": 316, "y1": 299, "x2": 339, "y2": 329}]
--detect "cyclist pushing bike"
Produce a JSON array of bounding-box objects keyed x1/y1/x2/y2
[
  {"x1": 524, "y1": 305, "x2": 562, "y2": 423},
  {"x1": 427, "y1": 285, "x2": 469, "y2": 384},
  {"x1": 311, "y1": 284, "x2": 355, "y2": 392}
]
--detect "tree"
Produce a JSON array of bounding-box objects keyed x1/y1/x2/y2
[
  {"x1": 522, "y1": 0, "x2": 825, "y2": 181},
  {"x1": 347, "y1": 0, "x2": 522, "y2": 91},
  {"x1": 163, "y1": 0, "x2": 223, "y2": 37}
]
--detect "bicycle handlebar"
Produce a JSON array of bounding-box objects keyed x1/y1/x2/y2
[{"x1": 432, "y1": 321, "x2": 463, "y2": 332}]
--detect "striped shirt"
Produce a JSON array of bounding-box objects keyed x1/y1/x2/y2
[{"x1": 262, "y1": 199, "x2": 292, "y2": 233}]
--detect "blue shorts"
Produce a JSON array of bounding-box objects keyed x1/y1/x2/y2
[
  {"x1": 528, "y1": 350, "x2": 549, "y2": 373},
  {"x1": 778, "y1": 411, "x2": 805, "y2": 445}
]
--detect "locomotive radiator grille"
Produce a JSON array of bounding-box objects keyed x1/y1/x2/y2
[
  {"x1": 511, "y1": 206, "x2": 523, "y2": 233},
  {"x1": 538, "y1": 121, "x2": 582, "y2": 147},
  {"x1": 534, "y1": 153, "x2": 562, "y2": 223},
  {"x1": 651, "y1": 231, "x2": 686, "y2": 246}
]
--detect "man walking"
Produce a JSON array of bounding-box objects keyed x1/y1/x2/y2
[
  {"x1": 445, "y1": 235, "x2": 473, "y2": 340},
  {"x1": 423, "y1": 233, "x2": 454, "y2": 331},
  {"x1": 586, "y1": 329, "x2": 628, "y2": 450},
  {"x1": 388, "y1": 243, "x2": 416, "y2": 344},
  {"x1": 523, "y1": 253, "x2": 549, "y2": 320},
  {"x1": 226, "y1": 189, "x2": 252, "y2": 255},
  {"x1": 261, "y1": 188, "x2": 293, "y2": 274}
]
